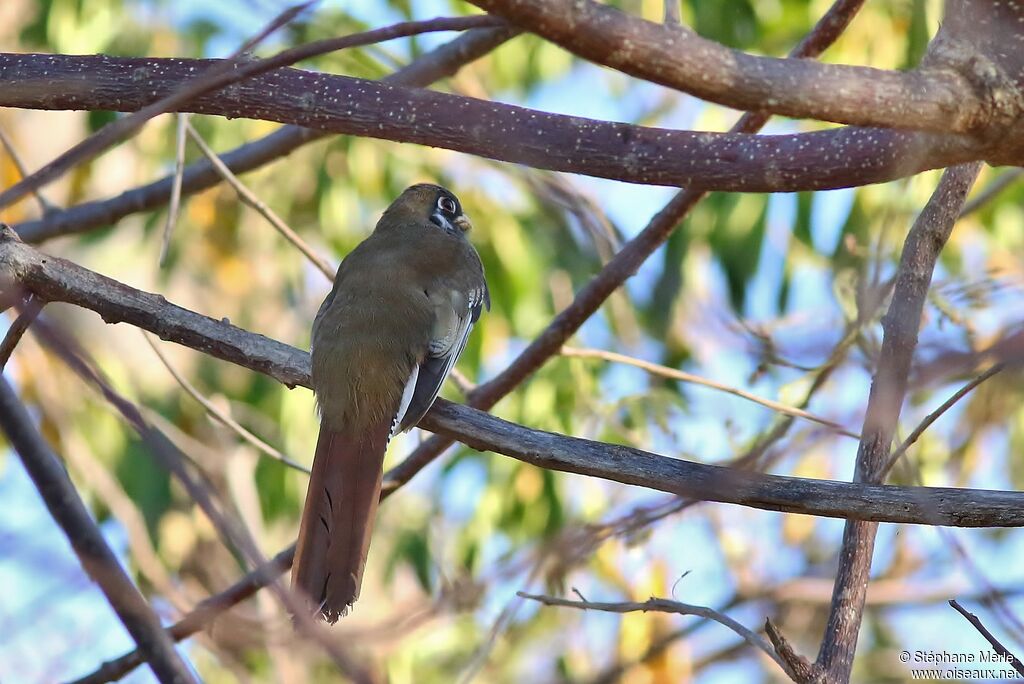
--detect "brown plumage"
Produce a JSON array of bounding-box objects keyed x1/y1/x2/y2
[{"x1": 293, "y1": 184, "x2": 488, "y2": 622}]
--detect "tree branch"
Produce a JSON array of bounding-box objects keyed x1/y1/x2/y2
[
  {"x1": 518, "y1": 591, "x2": 791, "y2": 677},
  {"x1": 949, "y1": 599, "x2": 1024, "y2": 676},
  {"x1": 468, "y1": 0, "x2": 1024, "y2": 138},
  {"x1": 0, "y1": 53, "x2": 995, "y2": 193},
  {"x1": 814, "y1": 162, "x2": 983, "y2": 682},
  {"x1": 4, "y1": 224, "x2": 1024, "y2": 529},
  {"x1": 0, "y1": 376, "x2": 197, "y2": 684},
  {"x1": 11, "y1": 25, "x2": 518, "y2": 244}
]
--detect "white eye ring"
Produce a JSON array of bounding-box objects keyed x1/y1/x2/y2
[{"x1": 438, "y1": 196, "x2": 457, "y2": 215}]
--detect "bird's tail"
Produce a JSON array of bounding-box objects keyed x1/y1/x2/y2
[{"x1": 292, "y1": 420, "x2": 391, "y2": 622}]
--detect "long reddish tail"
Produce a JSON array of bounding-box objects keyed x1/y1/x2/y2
[{"x1": 292, "y1": 420, "x2": 391, "y2": 622}]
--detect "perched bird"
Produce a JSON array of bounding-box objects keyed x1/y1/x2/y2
[{"x1": 293, "y1": 184, "x2": 489, "y2": 622}]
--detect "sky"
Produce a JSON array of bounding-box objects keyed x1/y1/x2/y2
[{"x1": 3, "y1": 0, "x2": 1024, "y2": 682}]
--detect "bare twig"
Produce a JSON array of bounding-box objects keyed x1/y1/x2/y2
[
  {"x1": 815, "y1": 162, "x2": 983, "y2": 682},
  {"x1": 144, "y1": 333, "x2": 311, "y2": 474},
  {"x1": 883, "y1": 363, "x2": 1005, "y2": 476},
  {"x1": 159, "y1": 114, "x2": 189, "y2": 266},
  {"x1": 765, "y1": 619, "x2": 820, "y2": 682},
  {"x1": 0, "y1": 376, "x2": 197, "y2": 684},
  {"x1": 184, "y1": 121, "x2": 334, "y2": 280},
  {"x1": 663, "y1": 0, "x2": 681, "y2": 26},
  {"x1": 0, "y1": 294, "x2": 42, "y2": 370},
  {"x1": 0, "y1": 12, "x2": 505, "y2": 210},
  {"x1": 562, "y1": 345, "x2": 859, "y2": 438},
  {"x1": 960, "y1": 168, "x2": 1024, "y2": 217},
  {"x1": 13, "y1": 26, "x2": 518, "y2": 244},
  {"x1": 949, "y1": 599, "x2": 1024, "y2": 676},
  {"x1": 0, "y1": 126, "x2": 57, "y2": 215},
  {"x1": 517, "y1": 592, "x2": 791, "y2": 676}
]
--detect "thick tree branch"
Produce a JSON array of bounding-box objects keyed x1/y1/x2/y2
[
  {"x1": 4, "y1": 224, "x2": 1024, "y2": 529},
  {"x1": 0, "y1": 53, "x2": 997, "y2": 193},
  {"x1": 469, "y1": 0, "x2": 1024, "y2": 139},
  {"x1": 13, "y1": 25, "x2": 518, "y2": 244},
  {"x1": 815, "y1": 162, "x2": 983, "y2": 682},
  {"x1": 0, "y1": 376, "x2": 196, "y2": 684}
]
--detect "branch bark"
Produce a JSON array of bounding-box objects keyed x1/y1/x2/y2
[
  {"x1": 12, "y1": 25, "x2": 517, "y2": 244},
  {"x1": 4, "y1": 224, "x2": 1024, "y2": 529},
  {"x1": 469, "y1": 0, "x2": 1024, "y2": 139},
  {"x1": 814, "y1": 162, "x2": 983, "y2": 682},
  {"x1": 0, "y1": 376, "x2": 196, "y2": 684},
  {"x1": 0, "y1": 53, "x2": 994, "y2": 193}
]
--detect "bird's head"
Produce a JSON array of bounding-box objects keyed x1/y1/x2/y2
[{"x1": 382, "y1": 183, "x2": 473, "y2": 236}]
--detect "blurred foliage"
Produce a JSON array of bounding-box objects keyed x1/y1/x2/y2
[{"x1": 1, "y1": 0, "x2": 1024, "y2": 683}]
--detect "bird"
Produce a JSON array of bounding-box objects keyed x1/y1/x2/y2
[{"x1": 292, "y1": 183, "x2": 489, "y2": 622}]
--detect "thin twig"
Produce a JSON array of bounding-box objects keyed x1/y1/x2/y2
[
  {"x1": 663, "y1": 0, "x2": 681, "y2": 26},
  {"x1": 0, "y1": 295, "x2": 42, "y2": 370},
  {"x1": 517, "y1": 591, "x2": 791, "y2": 677},
  {"x1": 562, "y1": 345, "x2": 859, "y2": 438},
  {"x1": 883, "y1": 363, "x2": 1004, "y2": 476},
  {"x1": 0, "y1": 376, "x2": 197, "y2": 684},
  {"x1": 0, "y1": 126, "x2": 57, "y2": 215},
  {"x1": 144, "y1": 333, "x2": 311, "y2": 473},
  {"x1": 960, "y1": 168, "x2": 1024, "y2": 217},
  {"x1": 159, "y1": 114, "x2": 189, "y2": 266},
  {"x1": 949, "y1": 599, "x2": 1024, "y2": 676},
  {"x1": 184, "y1": 121, "x2": 334, "y2": 280}
]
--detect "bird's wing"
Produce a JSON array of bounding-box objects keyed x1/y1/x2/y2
[{"x1": 394, "y1": 284, "x2": 487, "y2": 434}]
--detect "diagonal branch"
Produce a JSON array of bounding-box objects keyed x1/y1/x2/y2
[
  {"x1": 949, "y1": 599, "x2": 1024, "y2": 676},
  {"x1": 0, "y1": 376, "x2": 197, "y2": 684},
  {"x1": 0, "y1": 54, "x2": 996, "y2": 193},
  {"x1": 814, "y1": 162, "x2": 983, "y2": 682},
  {"x1": 13, "y1": 25, "x2": 518, "y2": 244}
]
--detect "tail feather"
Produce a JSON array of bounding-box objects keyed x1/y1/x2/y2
[{"x1": 292, "y1": 420, "x2": 391, "y2": 622}]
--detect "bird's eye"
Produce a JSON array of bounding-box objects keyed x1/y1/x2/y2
[{"x1": 437, "y1": 196, "x2": 457, "y2": 215}]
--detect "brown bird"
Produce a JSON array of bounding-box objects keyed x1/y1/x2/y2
[{"x1": 292, "y1": 184, "x2": 488, "y2": 622}]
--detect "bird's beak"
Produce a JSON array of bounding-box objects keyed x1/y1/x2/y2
[{"x1": 454, "y1": 214, "x2": 473, "y2": 233}]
